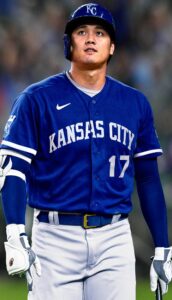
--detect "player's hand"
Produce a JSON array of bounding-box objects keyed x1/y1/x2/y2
[
  {"x1": 150, "y1": 247, "x2": 172, "y2": 294},
  {"x1": 4, "y1": 224, "x2": 41, "y2": 291}
]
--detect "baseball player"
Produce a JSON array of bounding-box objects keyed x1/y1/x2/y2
[{"x1": 0, "y1": 3, "x2": 172, "y2": 300}]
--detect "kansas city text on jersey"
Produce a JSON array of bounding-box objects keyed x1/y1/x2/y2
[{"x1": 49, "y1": 120, "x2": 135, "y2": 153}]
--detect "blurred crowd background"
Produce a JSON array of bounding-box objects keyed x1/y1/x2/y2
[{"x1": 0, "y1": 0, "x2": 172, "y2": 278}]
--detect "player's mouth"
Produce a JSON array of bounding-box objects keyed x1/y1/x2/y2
[{"x1": 84, "y1": 48, "x2": 97, "y2": 53}]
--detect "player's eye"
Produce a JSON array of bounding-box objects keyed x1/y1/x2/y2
[
  {"x1": 96, "y1": 31, "x2": 104, "y2": 36},
  {"x1": 77, "y1": 30, "x2": 86, "y2": 36}
]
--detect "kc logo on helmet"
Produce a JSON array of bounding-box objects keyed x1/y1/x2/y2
[{"x1": 86, "y1": 4, "x2": 97, "y2": 16}]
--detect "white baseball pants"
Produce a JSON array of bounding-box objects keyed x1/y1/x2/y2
[{"x1": 28, "y1": 215, "x2": 136, "y2": 300}]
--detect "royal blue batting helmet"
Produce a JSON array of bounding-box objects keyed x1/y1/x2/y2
[{"x1": 64, "y1": 3, "x2": 116, "y2": 60}]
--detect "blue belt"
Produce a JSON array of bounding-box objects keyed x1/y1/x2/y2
[{"x1": 37, "y1": 211, "x2": 128, "y2": 229}]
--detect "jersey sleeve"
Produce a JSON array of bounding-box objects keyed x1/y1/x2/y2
[
  {"x1": 134, "y1": 95, "x2": 163, "y2": 158},
  {"x1": 0, "y1": 93, "x2": 38, "y2": 160}
]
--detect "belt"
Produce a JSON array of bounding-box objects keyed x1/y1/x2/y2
[{"x1": 37, "y1": 211, "x2": 128, "y2": 229}]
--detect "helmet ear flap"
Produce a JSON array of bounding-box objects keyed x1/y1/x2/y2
[{"x1": 64, "y1": 34, "x2": 72, "y2": 60}]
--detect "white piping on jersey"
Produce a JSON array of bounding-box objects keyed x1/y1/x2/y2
[
  {"x1": 0, "y1": 149, "x2": 31, "y2": 163},
  {"x1": 66, "y1": 71, "x2": 102, "y2": 97},
  {"x1": 6, "y1": 169, "x2": 26, "y2": 181},
  {"x1": 134, "y1": 149, "x2": 163, "y2": 158},
  {"x1": 1, "y1": 140, "x2": 37, "y2": 155}
]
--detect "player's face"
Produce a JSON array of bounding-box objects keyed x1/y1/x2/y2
[{"x1": 70, "y1": 24, "x2": 115, "y2": 68}]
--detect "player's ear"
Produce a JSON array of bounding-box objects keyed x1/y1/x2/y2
[
  {"x1": 70, "y1": 34, "x2": 74, "y2": 52},
  {"x1": 110, "y1": 42, "x2": 115, "y2": 55}
]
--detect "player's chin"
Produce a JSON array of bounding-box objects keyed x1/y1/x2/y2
[
  {"x1": 82, "y1": 51, "x2": 100, "y2": 61},
  {"x1": 82, "y1": 55, "x2": 107, "y2": 67},
  {"x1": 82, "y1": 60, "x2": 105, "y2": 69},
  {"x1": 72, "y1": 55, "x2": 96, "y2": 65},
  {"x1": 73, "y1": 54, "x2": 106, "y2": 68}
]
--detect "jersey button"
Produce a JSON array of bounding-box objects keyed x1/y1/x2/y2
[{"x1": 92, "y1": 100, "x2": 96, "y2": 104}]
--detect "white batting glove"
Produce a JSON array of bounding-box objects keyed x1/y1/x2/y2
[
  {"x1": 4, "y1": 224, "x2": 41, "y2": 291},
  {"x1": 150, "y1": 247, "x2": 172, "y2": 294}
]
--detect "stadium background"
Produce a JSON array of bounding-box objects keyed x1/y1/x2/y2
[{"x1": 0, "y1": 0, "x2": 172, "y2": 298}]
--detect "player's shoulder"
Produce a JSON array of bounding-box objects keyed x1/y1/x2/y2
[
  {"x1": 107, "y1": 76, "x2": 148, "y2": 102},
  {"x1": 14, "y1": 73, "x2": 67, "y2": 107},
  {"x1": 11, "y1": 73, "x2": 67, "y2": 110},
  {"x1": 107, "y1": 76, "x2": 152, "y2": 116},
  {"x1": 22, "y1": 72, "x2": 66, "y2": 96}
]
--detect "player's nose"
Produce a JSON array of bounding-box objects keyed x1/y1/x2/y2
[
  {"x1": 85, "y1": 32, "x2": 96, "y2": 45},
  {"x1": 85, "y1": 40, "x2": 96, "y2": 46}
]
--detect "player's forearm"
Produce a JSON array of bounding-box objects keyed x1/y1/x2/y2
[
  {"x1": 1, "y1": 175, "x2": 27, "y2": 224},
  {"x1": 134, "y1": 157, "x2": 169, "y2": 247},
  {"x1": 137, "y1": 175, "x2": 169, "y2": 247},
  {"x1": 0, "y1": 154, "x2": 29, "y2": 224}
]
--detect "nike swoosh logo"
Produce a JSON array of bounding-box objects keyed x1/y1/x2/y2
[{"x1": 56, "y1": 103, "x2": 71, "y2": 110}]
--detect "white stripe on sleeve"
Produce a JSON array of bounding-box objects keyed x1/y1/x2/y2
[
  {"x1": 134, "y1": 149, "x2": 163, "y2": 158},
  {"x1": 0, "y1": 149, "x2": 31, "y2": 163},
  {"x1": 1, "y1": 140, "x2": 37, "y2": 155},
  {"x1": 6, "y1": 169, "x2": 26, "y2": 181}
]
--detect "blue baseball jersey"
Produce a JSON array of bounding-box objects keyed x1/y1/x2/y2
[{"x1": 0, "y1": 73, "x2": 162, "y2": 214}]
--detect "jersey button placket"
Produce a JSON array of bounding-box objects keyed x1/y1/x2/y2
[{"x1": 89, "y1": 99, "x2": 103, "y2": 210}]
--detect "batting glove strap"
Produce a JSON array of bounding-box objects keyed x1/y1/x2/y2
[
  {"x1": 154, "y1": 247, "x2": 172, "y2": 261},
  {"x1": 150, "y1": 247, "x2": 172, "y2": 295}
]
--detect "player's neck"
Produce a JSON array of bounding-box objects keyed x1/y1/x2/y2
[{"x1": 69, "y1": 65, "x2": 107, "y2": 90}]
